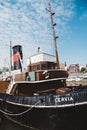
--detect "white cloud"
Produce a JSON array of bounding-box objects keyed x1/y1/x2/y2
[{"x1": 0, "y1": 0, "x2": 75, "y2": 67}]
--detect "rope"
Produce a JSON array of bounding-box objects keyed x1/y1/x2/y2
[{"x1": 0, "y1": 100, "x2": 40, "y2": 116}]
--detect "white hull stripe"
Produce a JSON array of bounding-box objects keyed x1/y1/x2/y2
[{"x1": 6, "y1": 100, "x2": 87, "y2": 108}]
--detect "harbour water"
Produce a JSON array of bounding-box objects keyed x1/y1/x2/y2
[{"x1": 0, "y1": 117, "x2": 30, "y2": 130}]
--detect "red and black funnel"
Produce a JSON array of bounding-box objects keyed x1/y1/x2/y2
[{"x1": 12, "y1": 45, "x2": 23, "y2": 70}]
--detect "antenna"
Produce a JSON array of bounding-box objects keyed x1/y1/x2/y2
[{"x1": 38, "y1": 47, "x2": 40, "y2": 53}]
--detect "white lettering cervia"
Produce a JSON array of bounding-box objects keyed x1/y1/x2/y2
[{"x1": 55, "y1": 96, "x2": 73, "y2": 103}]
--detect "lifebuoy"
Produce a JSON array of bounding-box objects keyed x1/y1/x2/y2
[{"x1": 42, "y1": 70, "x2": 50, "y2": 79}]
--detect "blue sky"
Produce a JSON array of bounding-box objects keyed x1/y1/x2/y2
[{"x1": 0, "y1": 0, "x2": 87, "y2": 68}]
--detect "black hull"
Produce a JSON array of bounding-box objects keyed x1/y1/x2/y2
[
  {"x1": 4, "y1": 104, "x2": 87, "y2": 130},
  {"x1": 0, "y1": 87, "x2": 87, "y2": 130}
]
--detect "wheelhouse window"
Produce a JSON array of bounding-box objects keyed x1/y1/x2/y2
[
  {"x1": 28, "y1": 61, "x2": 56, "y2": 71},
  {"x1": 37, "y1": 65, "x2": 40, "y2": 70},
  {"x1": 48, "y1": 63, "x2": 55, "y2": 69},
  {"x1": 41, "y1": 64, "x2": 47, "y2": 70},
  {"x1": 32, "y1": 66, "x2": 36, "y2": 71}
]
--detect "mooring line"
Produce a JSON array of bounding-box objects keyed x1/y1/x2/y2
[{"x1": 0, "y1": 100, "x2": 40, "y2": 116}]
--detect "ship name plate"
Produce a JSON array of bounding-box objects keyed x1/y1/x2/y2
[{"x1": 55, "y1": 96, "x2": 73, "y2": 103}]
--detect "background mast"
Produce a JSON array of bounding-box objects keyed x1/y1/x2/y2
[{"x1": 10, "y1": 41, "x2": 12, "y2": 71}]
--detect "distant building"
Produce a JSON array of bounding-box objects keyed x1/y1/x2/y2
[{"x1": 68, "y1": 64, "x2": 80, "y2": 73}]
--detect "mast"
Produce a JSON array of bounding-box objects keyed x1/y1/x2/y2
[
  {"x1": 48, "y1": 3, "x2": 60, "y2": 69},
  {"x1": 10, "y1": 41, "x2": 12, "y2": 71}
]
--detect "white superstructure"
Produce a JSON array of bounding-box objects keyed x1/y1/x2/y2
[{"x1": 27, "y1": 52, "x2": 56, "y2": 65}]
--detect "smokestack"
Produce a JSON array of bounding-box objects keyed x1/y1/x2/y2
[{"x1": 12, "y1": 45, "x2": 23, "y2": 71}]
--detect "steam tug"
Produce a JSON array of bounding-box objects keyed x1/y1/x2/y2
[{"x1": 0, "y1": 3, "x2": 87, "y2": 130}]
